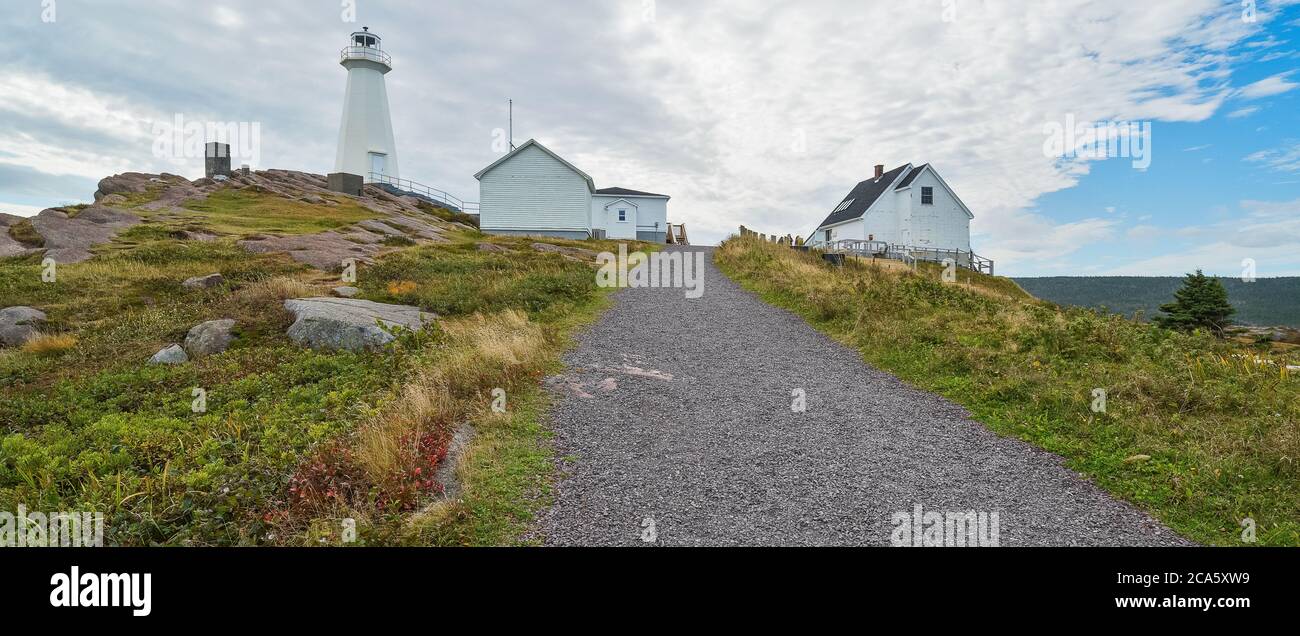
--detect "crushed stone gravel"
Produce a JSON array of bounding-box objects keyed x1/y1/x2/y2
[{"x1": 533, "y1": 246, "x2": 1190, "y2": 547}]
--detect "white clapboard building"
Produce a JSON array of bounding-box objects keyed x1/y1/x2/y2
[
  {"x1": 475, "y1": 139, "x2": 670, "y2": 242},
  {"x1": 807, "y1": 163, "x2": 972, "y2": 251}
]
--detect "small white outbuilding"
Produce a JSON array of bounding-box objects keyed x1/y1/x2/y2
[
  {"x1": 807, "y1": 163, "x2": 972, "y2": 251},
  {"x1": 474, "y1": 139, "x2": 670, "y2": 242},
  {"x1": 591, "y1": 187, "x2": 670, "y2": 242}
]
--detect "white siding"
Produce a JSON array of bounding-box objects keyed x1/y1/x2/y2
[
  {"x1": 897, "y1": 170, "x2": 970, "y2": 251},
  {"x1": 479, "y1": 144, "x2": 592, "y2": 235},
  {"x1": 811, "y1": 165, "x2": 972, "y2": 251},
  {"x1": 811, "y1": 218, "x2": 865, "y2": 244},
  {"x1": 865, "y1": 190, "x2": 903, "y2": 244},
  {"x1": 593, "y1": 196, "x2": 668, "y2": 235},
  {"x1": 594, "y1": 198, "x2": 638, "y2": 239}
]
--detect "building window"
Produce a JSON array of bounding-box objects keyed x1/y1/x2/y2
[
  {"x1": 824, "y1": 229, "x2": 832, "y2": 242},
  {"x1": 921, "y1": 186, "x2": 934, "y2": 205},
  {"x1": 618, "y1": 209, "x2": 627, "y2": 222}
]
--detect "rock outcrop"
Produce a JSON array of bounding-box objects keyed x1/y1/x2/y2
[
  {"x1": 283, "y1": 298, "x2": 435, "y2": 352},
  {"x1": 239, "y1": 233, "x2": 380, "y2": 271},
  {"x1": 39, "y1": 168, "x2": 464, "y2": 269},
  {"x1": 30, "y1": 206, "x2": 141, "y2": 264},
  {"x1": 0, "y1": 306, "x2": 46, "y2": 347},
  {"x1": 531, "y1": 242, "x2": 597, "y2": 260},
  {"x1": 0, "y1": 213, "x2": 39, "y2": 259}
]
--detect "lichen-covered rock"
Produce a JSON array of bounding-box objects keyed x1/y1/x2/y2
[
  {"x1": 332, "y1": 286, "x2": 360, "y2": 298},
  {"x1": 0, "y1": 306, "x2": 47, "y2": 347},
  {"x1": 149, "y1": 344, "x2": 189, "y2": 365},
  {"x1": 183, "y1": 319, "x2": 237, "y2": 357},
  {"x1": 477, "y1": 242, "x2": 510, "y2": 253},
  {"x1": 182, "y1": 273, "x2": 225, "y2": 290},
  {"x1": 283, "y1": 298, "x2": 435, "y2": 352}
]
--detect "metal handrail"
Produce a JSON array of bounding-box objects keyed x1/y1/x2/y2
[
  {"x1": 367, "y1": 172, "x2": 479, "y2": 213},
  {"x1": 340, "y1": 46, "x2": 392, "y2": 67}
]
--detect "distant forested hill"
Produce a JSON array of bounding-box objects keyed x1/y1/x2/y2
[{"x1": 1012, "y1": 277, "x2": 1300, "y2": 328}]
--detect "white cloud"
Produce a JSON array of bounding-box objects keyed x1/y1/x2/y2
[
  {"x1": 1107, "y1": 198, "x2": 1300, "y2": 275},
  {"x1": 1227, "y1": 106, "x2": 1260, "y2": 118},
  {"x1": 1236, "y1": 72, "x2": 1299, "y2": 99},
  {"x1": 0, "y1": 202, "x2": 51, "y2": 217},
  {"x1": 1245, "y1": 143, "x2": 1300, "y2": 172},
  {"x1": 0, "y1": 0, "x2": 1278, "y2": 276},
  {"x1": 1126, "y1": 225, "x2": 1162, "y2": 241},
  {"x1": 211, "y1": 7, "x2": 245, "y2": 29}
]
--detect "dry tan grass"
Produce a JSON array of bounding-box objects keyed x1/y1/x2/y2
[
  {"x1": 354, "y1": 310, "x2": 545, "y2": 484},
  {"x1": 355, "y1": 371, "x2": 455, "y2": 480},
  {"x1": 232, "y1": 276, "x2": 323, "y2": 305},
  {"x1": 20, "y1": 333, "x2": 78, "y2": 355}
]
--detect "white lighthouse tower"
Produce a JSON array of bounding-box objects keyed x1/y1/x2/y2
[{"x1": 335, "y1": 27, "x2": 400, "y2": 181}]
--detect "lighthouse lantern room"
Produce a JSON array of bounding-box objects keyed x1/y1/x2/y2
[{"x1": 334, "y1": 27, "x2": 400, "y2": 183}]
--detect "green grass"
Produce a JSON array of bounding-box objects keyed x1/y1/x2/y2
[
  {"x1": 416, "y1": 200, "x2": 480, "y2": 228},
  {"x1": 0, "y1": 191, "x2": 649, "y2": 545},
  {"x1": 715, "y1": 236, "x2": 1300, "y2": 546},
  {"x1": 176, "y1": 189, "x2": 380, "y2": 236},
  {"x1": 7, "y1": 219, "x2": 44, "y2": 247}
]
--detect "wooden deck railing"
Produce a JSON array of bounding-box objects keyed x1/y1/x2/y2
[{"x1": 824, "y1": 239, "x2": 994, "y2": 275}]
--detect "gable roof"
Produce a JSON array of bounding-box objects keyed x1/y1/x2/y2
[
  {"x1": 473, "y1": 139, "x2": 595, "y2": 191},
  {"x1": 814, "y1": 163, "x2": 976, "y2": 231},
  {"x1": 594, "y1": 186, "x2": 669, "y2": 199},
  {"x1": 814, "y1": 164, "x2": 911, "y2": 229},
  {"x1": 601, "y1": 197, "x2": 639, "y2": 210},
  {"x1": 894, "y1": 163, "x2": 928, "y2": 189}
]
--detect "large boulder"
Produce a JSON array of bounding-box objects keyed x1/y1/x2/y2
[
  {"x1": 283, "y1": 298, "x2": 435, "y2": 352},
  {"x1": 184, "y1": 319, "x2": 237, "y2": 357},
  {"x1": 0, "y1": 306, "x2": 47, "y2": 347}
]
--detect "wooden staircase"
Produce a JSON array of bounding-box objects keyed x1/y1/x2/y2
[{"x1": 666, "y1": 223, "x2": 689, "y2": 245}]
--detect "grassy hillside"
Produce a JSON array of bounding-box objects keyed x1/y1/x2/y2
[
  {"x1": 0, "y1": 182, "x2": 647, "y2": 546},
  {"x1": 1014, "y1": 276, "x2": 1300, "y2": 328},
  {"x1": 716, "y1": 236, "x2": 1299, "y2": 546}
]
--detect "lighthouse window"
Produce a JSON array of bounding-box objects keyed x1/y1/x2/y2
[{"x1": 921, "y1": 186, "x2": 934, "y2": 205}]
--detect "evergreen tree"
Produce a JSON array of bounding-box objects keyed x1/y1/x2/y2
[{"x1": 1154, "y1": 270, "x2": 1235, "y2": 337}]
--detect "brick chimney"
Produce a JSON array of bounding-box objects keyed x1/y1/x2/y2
[{"x1": 874, "y1": 164, "x2": 884, "y2": 179}]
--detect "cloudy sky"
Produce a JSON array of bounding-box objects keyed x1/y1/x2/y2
[{"x1": 2, "y1": 0, "x2": 1298, "y2": 276}]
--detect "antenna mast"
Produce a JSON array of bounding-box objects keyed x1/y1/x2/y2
[{"x1": 508, "y1": 99, "x2": 515, "y2": 151}]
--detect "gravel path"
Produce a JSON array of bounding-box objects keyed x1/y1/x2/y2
[{"x1": 534, "y1": 246, "x2": 1189, "y2": 546}]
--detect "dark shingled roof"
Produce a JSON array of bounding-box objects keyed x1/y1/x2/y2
[
  {"x1": 595, "y1": 186, "x2": 669, "y2": 198},
  {"x1": 814, "y1": 164, "x2": 912, "y2": 229},
  {"x1": 894, "y1": 163, "x2": 928, "y2": 189}
]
